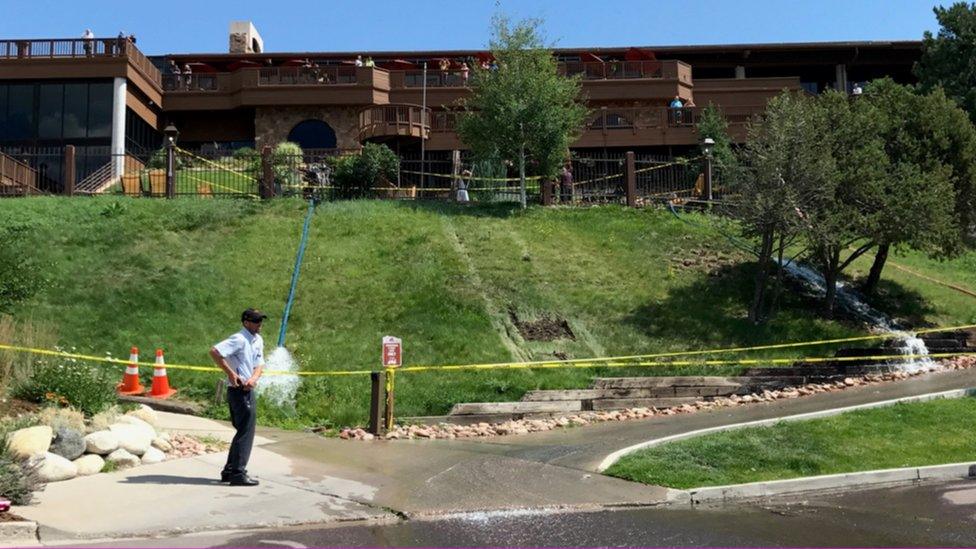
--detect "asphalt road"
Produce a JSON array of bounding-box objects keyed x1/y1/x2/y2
[{"x1": 75, "y1": 478, "x2": 976, "y2": 547}]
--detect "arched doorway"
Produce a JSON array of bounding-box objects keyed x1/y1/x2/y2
[{"x1": 287, "y1": 120, "x2": 338, "y2": 150}]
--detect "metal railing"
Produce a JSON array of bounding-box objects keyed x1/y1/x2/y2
[
  {"x1": 403, "y1": 69, "x2": 470, "y2": 88},
  {"x1": 558, "y1": 60, "x2": 667, "y2": 80},
  {"x1": 0, "y1": 38, "x2": 161, "y2": 85},
  {"x1": 0, "y1": 151, "x2": 39, "y2": 196},
  {"x1": 257, "y1": 66, "x2": 358, "y2": 86}
]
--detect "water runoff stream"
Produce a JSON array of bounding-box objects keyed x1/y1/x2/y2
[{"x1": 780, "y1": 260, "x2": 934, "y2": 373}]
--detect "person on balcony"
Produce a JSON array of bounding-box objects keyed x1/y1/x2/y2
[
  {"x1": 460, "y1": 62, "x2": 470, "y2": 84},
  {"x1": 169, "y1": 60, "x2": 182, "y2": 91},
  {"x1": 670, "y1": 96, "x2": 684, "y2": 125},
  {"x1": 116, "y1": 31, "x2": 126, "y2": 55},
  {"x1": 364, "y1": 56, "x2": 375, "y2": 67},
  {"x1": 183, "y1": 63, "x2": 193, "y2": 91},
  {"x1": 82, "y1": 29, "x2": 94, "y2": 57},
  {"x1": 439, "y1": 58, "x2": 450, "y2": 72},
  {"x1": 354, "y1": 55, "x2": 363, "y2": 67}
]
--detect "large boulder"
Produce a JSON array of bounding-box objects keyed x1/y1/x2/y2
[
  {"x1": 6, "y1": 426, "x2": 53, "y2": 460},
  {"x1": 35, "y1": 452, "x2": 78, "y2": 482},
  {"x1": 140, "y1": 447, "x2": 166, "y2": 465},
  {"x1": 125, "y1": 405, "x2": 159, "y2": 427},
  {"x1": 115, "y1": 416, "x2": 156, "y2": 439},
  {"x1": 73, "y1": 454, "x2": 105, "y2": 476},
  {"x1": 108, "y1": 424, "x2": 152, "y2": 456},
  {"x1": 49, "y1": 427, "x2": 86, "y2": 461},
  {"x1": 151, "y1": 437, "x2": 173, "y2": 453},
  {"x1": 84, "y1": 430, "x2": 119, "y2": 455},
  {"x1": 105, "y1": 448, "x2": 140, "y2": 469}
]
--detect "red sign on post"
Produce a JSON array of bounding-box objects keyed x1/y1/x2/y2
[{"x1": 382, "y1": 336, "x2": 402, "y2": 368}]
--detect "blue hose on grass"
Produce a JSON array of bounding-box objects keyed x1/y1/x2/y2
[{"x1": 277, "y1": 199, "x2": 316, "y2": 348}]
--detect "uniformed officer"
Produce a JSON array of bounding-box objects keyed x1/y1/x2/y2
[{"x1": 209, "y1": 308, "x2": 267, "y2": 486}]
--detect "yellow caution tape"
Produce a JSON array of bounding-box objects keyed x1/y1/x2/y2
[
  {"x1": 174, "y1": 147, "x2": 261, "y2": 184},
  {"x1": 1, "y1": 322, "x2": 974, "y2": 378}
]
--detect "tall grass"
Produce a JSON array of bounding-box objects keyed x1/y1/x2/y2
[{"x1": 0, "y1": 315, "x2": 57, "y2": 396}]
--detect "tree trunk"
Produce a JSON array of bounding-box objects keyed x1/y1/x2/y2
[
  {"x1": 768, "y1": 234, "x2": 788, "y2": 316},
  {"x1": 863, "y1": 243, "x2": 889, "y2": 295},
  {"x1": 822, "y1": 250, "x2": 840, "y2": 319},
  {"x1": 749, "y1": 230, "x2": 775, "y2": 324}
]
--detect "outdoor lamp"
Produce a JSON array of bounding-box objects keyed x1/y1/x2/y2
[
  {"x1": 702, "y1": 137, "x2": 715, "y2": 158},
  {"x1": 164, "y1": 124, "x2": 179, "y2": 145}
]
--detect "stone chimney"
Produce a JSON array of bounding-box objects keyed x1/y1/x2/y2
[{"x1": 229, "y1": 21, "x2": 263, "y2": 54}]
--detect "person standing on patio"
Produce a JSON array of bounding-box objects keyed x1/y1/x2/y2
[
  {"x1": 210, "y1": 308, "x2": 267, "y2": 487},
  {"x1": 559, "y1": 163, "x2": 574, "y2": 204},
  {"x1": 183, "y1": 63, "x2": 192, "y2": 90},
  {"x1": 169, "y1": 60, "x2": 182, "y2": 90},
  {"x1": 670, "y1": 95, "x2": 684, "y2": 124},
  {"x1": 354, "y1": 55, "x2": 363, "y2": 67},
  {"x1": 460, "y1": 62, "x2": 470, "y2": 84},
  {"x1": 82, "y1": 29, "x2": 94, "y2": 57}
]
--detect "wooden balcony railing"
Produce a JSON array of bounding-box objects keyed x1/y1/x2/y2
[
  {"x1": 257, "y1": 66, "x2": 358, "y2": 86},
  {"x1": 393, "y1": 60, "x2": 690, "y2": 89},
  {"x1": 0, "y1": 151, "x2": 39, "y2": 196},
  {"x1": 0, "y1": 38, "x2": 161, "y2": 85},
  {"x1": 360, "y1": 104, "x2": 430, "y2": 141}
]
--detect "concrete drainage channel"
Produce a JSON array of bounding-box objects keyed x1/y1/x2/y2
[{"x1": 597, "y1": 387, "x2": 976, "y2": 505}]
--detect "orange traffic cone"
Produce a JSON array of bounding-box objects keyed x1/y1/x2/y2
[
  {"x1": 149, "y1": 348, "x2": 177, "y2": 399},
  {"x1": 116, "y1": 346, "x2": 145, "y2": 395}
]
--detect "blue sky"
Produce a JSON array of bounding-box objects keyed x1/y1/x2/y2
[{"x1": 1, "y1": 0, "x2": 942, "y2": 55}]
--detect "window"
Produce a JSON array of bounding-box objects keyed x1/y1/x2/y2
[
  {"x1": 38, "y1": 84, "x2": 64, "y2": 139},
  {"x1": 7, "y1": 85, "x2": 35, "y2": 140},
  {"x1": 0, "y1": 86, "x2": 7, "y2": 140},
  {"x1": 63, "y1": 83, "x2": 89, "y2": 138},
  {"x1": 87, "y1": 82, "x2": 112, "y2": 138}
]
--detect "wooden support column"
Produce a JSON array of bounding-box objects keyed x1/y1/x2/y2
[
  {"x1": 368, "y1": 372, "x2": 383, "y2": 435},
  {"x1": 63, "y1": 145, "x2": 76, "y2": 196},
  {"x1": 261, "y1": 146, "x2": 274, "y2": 199},
  {"x1": 625, "y1": 151, "x2": 637, "y2": 208}
]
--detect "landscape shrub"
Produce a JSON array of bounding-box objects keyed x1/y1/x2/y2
[
  {"x1": 0, "y1": 417, "x2": 43, "y2": 505},
  {"x1": 232, "y1": 146, "x2": 261, "y2": 173},
  {"x1": 0, "y1": 316, "x2": 56, "y2": 396},
  {"x1": 332, "y1": 143, "x2": 399, "y2": 198},
  {"x1": 273, "y1": 142, "x2": 304, "y2": 189},
  {"x1": 14, "y1": 361, "x2": 116, "y2": 416}
]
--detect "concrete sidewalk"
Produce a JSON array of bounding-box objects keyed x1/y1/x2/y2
[{"x1": 11, "y1": 367, "x2": 976, "y2": 544}]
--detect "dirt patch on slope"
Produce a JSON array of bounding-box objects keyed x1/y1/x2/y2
[{"x1": 509, "y1": 310, "x2": 575, "y2": 341}]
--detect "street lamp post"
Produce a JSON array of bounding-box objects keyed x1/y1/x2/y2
[
  {"x1": 701, "y1": 137, "x2": 714, "y2": 202},
  {"x1": 163, "y1": 124, "x2": 179, "y2": 199}
]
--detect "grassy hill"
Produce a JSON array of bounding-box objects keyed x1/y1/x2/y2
[{"x1": 1, "y1": 197, "x2": 973, "y2": 428}]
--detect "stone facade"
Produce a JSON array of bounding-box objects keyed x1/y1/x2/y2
[{"x1": 254, "y1": 106, "x2": 363, "y2": 151}]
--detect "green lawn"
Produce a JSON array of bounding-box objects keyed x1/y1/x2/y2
[
  {"x1": 606, "y1": 396, "x2": 976, "y2": 488},
  {"x1": 0, "y1": 197, "x2": 972, "y2": 428}
]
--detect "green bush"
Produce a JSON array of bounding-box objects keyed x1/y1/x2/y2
[
  {"x1": 332, "y1": 143, "x2": 400, "y2": 199},
  {"x1": 14, "y1": 361, "x2": 117, "y2": 416},
  {"x1": 0, "y1": 455, "x2": 40, "y2": 505},
  {"x1": 146, "y1": 147, "x2": 186, "y2": 170},
  {"x1": 0, "y1": 224, "x2": 50, "y2": 313},
  {"x1": 273, "y1": 142, "x2": 304, "y2": 189},
  {"x1": 232, "y1": 147, "x2": 261, "y2": 173}
]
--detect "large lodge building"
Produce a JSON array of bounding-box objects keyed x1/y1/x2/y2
[{"x1": 0, "y1": 21, "x2": 920, "y2": 191}]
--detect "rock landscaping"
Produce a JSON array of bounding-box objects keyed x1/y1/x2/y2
[
  {"x1": 338, "y1": 356, "x2": 976, "y2": 441},
  {"x1": 1, "y1": 405, "x2": 227, "y2": 486}
]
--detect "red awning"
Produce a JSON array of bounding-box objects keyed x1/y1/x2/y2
[
  {"x1": 624, "y1": 47, "x2": 657, "y2": 61},
  {"x1": 379, "y1": 59, "x2": 418, "y2": 70},
  {"x1": 184, "y1": 62, "x2": 216, "y2": 73},
  {"x1": 227, "y1": 59, "x2": 262, "y2": 71},
  {"x1": 281, "y1": 59, "x2": 307, "y2": 67}
]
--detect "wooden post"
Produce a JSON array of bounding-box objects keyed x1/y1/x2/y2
[
  {"x1": 625, "y1": 151, "x2": 637, "y2": 208},
  {"x1": 63, "y1": 145, "x2": 76, "y2": 196},
  {"x1": 368, "y1": 371, "x2": 383, "y2": 435},
  {"x1": 261, "y1": 146, "x2": 274, "y2": 199},
  {"x1": 384, "y1": 369, "x2": 396, "y2": 431}
]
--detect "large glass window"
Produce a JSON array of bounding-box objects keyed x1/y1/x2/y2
[
  {"x1": 7, "y1": 85, "x2": 34, "y2": 141},
  {"x1": 0, "y1": 86, "x2": 8, "y2": 140},
  {"x1": 63, "y1": 83, "x2": 88, "y2": 139},
  {"x1": 87, "y1": 82, "x2": 112, "y2": 138},
  {"x1": 38, "y1": 84, "x2": 64, "y2": 139}
]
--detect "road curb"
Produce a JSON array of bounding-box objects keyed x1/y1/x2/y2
[
  {"x1": 597, "y1": 387, "x2": 976, "y2": 472},
  {"x1": 0, "y1": 520, "x2": 39, "y2": 547},
  {"x1": 669, "y1": 462, "x2": 976, "y2": 504}
]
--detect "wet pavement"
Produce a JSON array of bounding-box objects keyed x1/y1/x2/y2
[{"x1": 74, "y1": 479, "x2": 976, "y2": 547}]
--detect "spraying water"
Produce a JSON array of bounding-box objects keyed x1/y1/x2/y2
[
  {"x1": 258, "y1": 346, "x2": 301, "y2": 409},
  {"x1": 778, "y1": 259, "x2": 935, "y2": 373}
]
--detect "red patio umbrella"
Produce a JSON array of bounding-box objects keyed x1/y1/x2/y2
[
  {"x1": 281, "y1": 59, "x2": 308, "y2": 67},
  {"x1": 379, "y1": 59, "x2": 418, "y2": 70},
  {"x1": 227, "y1": 59, "x2": 262, "y2": 71},
  {"x1": 580, "y1": 52, "x2": 603, "y2": 63},
  {"x1": 184, "y1": 62, "x2": 217, "y2": 73},
  {"x1": 624, "y1": 47, "x2": 657, "y2": 61}
]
